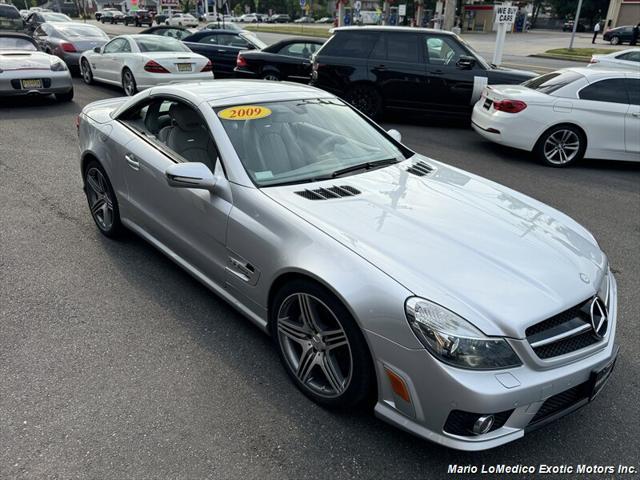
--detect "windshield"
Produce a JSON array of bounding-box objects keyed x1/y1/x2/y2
[
  {"x1": 240, "y1": 31, "x2": 266, "y2": 49},
  {"x1": 42, "y1": 13, "x2": 70, "y2": 21},
  {"x1": 216, "y1": 98, "x2": 408, "y2": 187},
  {"x1": 0, "y1": 36, "x2": 37, "y2": 50},
  {"x1": 522, "y1": 71, "x2": 583, "y2": 94},
  {"x1": 57, "y1": 25, "x2": 108, "y2": 38},
  {"x1": 135, "y1": 36, "x2": 190, "y2": 52}
]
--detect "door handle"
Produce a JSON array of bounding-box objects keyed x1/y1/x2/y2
[
  {"x1": 431, "y1": 69, "x2": 444, "y2": 75},
  {"x1": 373, "y1": 64, "x2": 386, "y2": 70},
  {"x1": 632, "y1": 112, "x2": 640, "y2": 118},
  {"x1": 125, "y1": 153, "x2": 140, "y2": 170}
]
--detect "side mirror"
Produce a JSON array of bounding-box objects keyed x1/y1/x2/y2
[
  {"x1": 387, "y1": 129, "x2": 402, "y2": 143},
  {"x1": 93, "y1": 46, "x2": 101, "y2": 53},
  {"x1": 456, "y1": 55, "x2": 476, "y2": 70},
  {"x1": 165, "y1": 162, "x2": 217, "y2": 191}
]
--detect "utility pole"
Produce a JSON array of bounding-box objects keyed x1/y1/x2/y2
[
  {"x1": 569, "y1": 0, "x2": 583, "y2": 49},
  {"x1": 443, "y1": 0, "x2": 456, "y2": 30}
]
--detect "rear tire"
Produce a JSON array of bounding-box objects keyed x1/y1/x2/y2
[
  {"x1": 344, "y1": 84, "x2": 382, "y2": 119},
  {"x1": 55, "y1": 89, "x2": 74, "y2": 102},
  {"x1": 122, "y1": 68, "x2": 137, "y2": 96},
  {"x1": 533, "y1": 124, "x2": 586, "y2": 167},
  {"x1": 83, "y1": 160, "x2": 124, "y2": 238},
  {"x1": 261, "y1": 71, "x2": 280, "y2": 81}
]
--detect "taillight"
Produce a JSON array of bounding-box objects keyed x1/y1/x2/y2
[
  {"x1": 144, "y1": 60, "x2": 169, "y2": 73},
  {"x1": 60, "y1": 42, "x2": 76, "y2": 53},
  {"x1": 493, "y1": 99, "x2": 527, "y2": 113},
  {"x1": 201, "y1": 60, "x2": 213, "y2": 72},
  {"x1": 236, "y1": 54, "x2": 247, "y2": 68},
  {"x1": 589, "y1": 58, "x2": 599, "y2": 64}
]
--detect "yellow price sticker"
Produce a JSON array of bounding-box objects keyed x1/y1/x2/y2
[{"x1": 217, "y1": 105, "x2": 272, "y2": 121}]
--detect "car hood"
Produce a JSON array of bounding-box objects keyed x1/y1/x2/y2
[
  {"x1": 0, "y1": 50, "x2": 55, "y2": 70},
  {"x1": 263, "y1": 156, "x2": 606, "y2": 338}
]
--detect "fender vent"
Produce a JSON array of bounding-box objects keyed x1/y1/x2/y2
[
  {"x1": 406, "y1": 161, "x2": 434, "y2": 177},
  {"x1": 295, "y1": 185, "x2": 361, "y2": 200}
]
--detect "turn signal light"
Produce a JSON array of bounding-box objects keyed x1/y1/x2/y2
[
  {"x1": 384, "y1": 367, "x2": 411, "y2": 403},
  {"x1": 60, "y1": 42, "x2": 76, "y2": 53},
  {"x1": 144, "y1": 60, "x2": 169, "y2": 73},
  {"x1": 201, "y1": 60, "x2": 213, "y2": 72},
  {"x1": 236, "y1": 54, "x2": 247, "y2": 68},
  {"x1": 493, "y1": 99, "x2": 527, "y2": 113}
]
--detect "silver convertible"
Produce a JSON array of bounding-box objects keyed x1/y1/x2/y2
[{"x1": 77, "y1": 81, "x2": 618, "y2": 450}]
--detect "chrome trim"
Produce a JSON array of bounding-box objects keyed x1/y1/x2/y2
[{"x1": 529, "y1": 323, "x2": 592, "y2": 348}]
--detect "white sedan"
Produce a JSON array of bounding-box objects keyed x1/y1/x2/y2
[
  {"x1": 80, "y1": 34, "x2": 213, "y2": 96},
  {"x1": 588, "y1": 48, "x2": 640, "y2": 70},
  {"x1": 165, "y1": 13, "x2": 198, "y2": 27},
  {"x1": 471, "y1": 68, "x2": 640, "y2": 166}
]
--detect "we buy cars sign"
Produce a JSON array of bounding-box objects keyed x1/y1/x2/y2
[
  {"x1": 160, "y1": 0, "x2": 179, "y2": 6},
  {"x1": 494, "y1": 5, "x2": 518, "y2": 24}
]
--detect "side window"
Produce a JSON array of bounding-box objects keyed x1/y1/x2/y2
[
  {"x1": 321, "y1": 32, "x2": 378, "y2": 58},
  {"x1": 103, "y1": 38, "x2": 125, "y2": 54},
  {"x1": 219, "y1": 33, "x2": 247, "y2": 48},
  {"x1": 121, "y1": 99, "x2": 219, "y2": 171},
  {"x1": 387, "y1": 33, "x2": 421, "y2": 63},
  {"x1": 369, "y1": 34, "x2": 386, "y2": 59},
  {"x1": 425, "y1": 36, "x2": 466, "y2": 65},
  {"x1": 121, "y1": 39, "x2": 132, "y2": 53},
  {"x1": 278, "y1": 42, "x2": 308, "y2": 57},
  {"x1": 579, "y1": 79, "x2": 629, "y2": 104},
  {"x1": 626, "y1": 79, "x2": 640, "y2": 105},
  {"x1": 198, "y1": 34, "x2": 219, "y2": 44}
]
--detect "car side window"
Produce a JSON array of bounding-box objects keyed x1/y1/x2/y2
[
  {"x1": 121, "y1": 39, "x2": 132, "y2": 53},
  {"x1": 278, "y1": 42, "x2": 308, "y2": 57},
  {"x1": 121, "y1": 99, "x2": 219, "y2": 172},
  {"x1": 579, "y1": 79, "x2": 629, "y2": 104},
  {"x1": 198, "y1": 34, "x2": 219, "y2": 44},
  {"x1": 103, "y1": 38, "x2": 125, "y2": 54},
  {"x1": 425, "y1": 36, "x2": 466, "y2": 66},
  {"x1": 388, "y1": 33, "x2": 421, "y2": 63},
  {"x1": 219, "y1": 33, "x2": 248, "y2": 48},
  {"x1": 626, "y1": 79, "x2": 640, "y2": 105}
]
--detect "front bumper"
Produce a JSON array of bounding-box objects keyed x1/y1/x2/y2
[
  {"x1": 0, "y1": 70, "x2": 73, "y2": 97},
  {"x1": 369, "y1": 275, "x2": 619, "y2": 451}
]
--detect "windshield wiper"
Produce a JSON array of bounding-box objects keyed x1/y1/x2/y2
[{"x1": 331, "y1": 158, "x2": 399, "y2": 178}]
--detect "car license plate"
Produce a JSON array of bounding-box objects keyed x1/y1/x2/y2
[
  {"x1": 483, "y1": 98, "x2": 493, "y2": 110},
  {"x1": 588, "y1": 346, "x2": 618, "y2": 400},
  {"x1": 21, "y1": 79, "x2": 43, "y2": 89},
  {"x1": 177, "y1": 63, "x2": 192, "y2": 72}
]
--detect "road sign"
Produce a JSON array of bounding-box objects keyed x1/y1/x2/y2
[
  {"x1": 495, "y1": 5, "x2": 518, "y2": 24},
  {"x1": 398, "y1": 4, "x2": 406, "y2": 16}
]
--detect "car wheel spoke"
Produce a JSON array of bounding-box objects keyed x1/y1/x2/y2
[
  {"x1": 278, "y1": 316, "x2": 312, "y2": 344},
  {"x1": 298, "y1": 293, "x2": 322, "y2": 333},
  {"x1": 86, "y1": 174, "x2": 103, "y2": 195},
  {"x1": 321, "y1": 328, "x2": 348, "y2": 351},
  {"x1": 296, "y1": 346, "x2": 317, "y2": 384},
  {"x1": 320, "y1": 353, "x2": 345, "y2": 394},
  {"x1": 90, "y1": 197, "x2": 105, "y2": 216}
]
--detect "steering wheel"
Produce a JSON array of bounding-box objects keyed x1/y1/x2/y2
[{"x1": 444, "y1": 49, "x2": 455, "y2": 65}]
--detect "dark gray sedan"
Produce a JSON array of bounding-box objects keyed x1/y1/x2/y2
[{"x1": 32, "y1": 22, "x2": 109, "y2": 69}]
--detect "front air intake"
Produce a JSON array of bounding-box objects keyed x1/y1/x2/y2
[{"x1": 406, "y1": 161, "x2": 434, "y2": 177}]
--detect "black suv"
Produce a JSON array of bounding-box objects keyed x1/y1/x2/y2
[
  {"x1": 311, "y1": 26, "x2": 537, "y2": 118},
  {"x1": 124, "y1": 9, "x2": 152, "y2": 27}
]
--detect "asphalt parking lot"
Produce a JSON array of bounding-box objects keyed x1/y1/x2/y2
[{"x1": 1, "y1": 67, "x2": 639, "y2": 479}]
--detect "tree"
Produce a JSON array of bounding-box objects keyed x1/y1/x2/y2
[{"x1": 547, "y1": 0, "x2": 608, "y2": 24}]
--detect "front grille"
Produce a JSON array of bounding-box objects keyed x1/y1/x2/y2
[
  {"x1": 525, "y1": 298, "x2": 604, "y2": 360},
  {"x1": 530, "y1": 381, "x2": 589, "y2": 425},
  {"x1": 406, "y1": 161, "x2": 434, "y2": 177},
  {"x1": 444, "y1": 409, "x2": 513, "y2": 437},
  {"x1": 294, "y1": 185, "x2": 361, "y2": 200}
]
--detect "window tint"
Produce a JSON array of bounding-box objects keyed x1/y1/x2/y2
[
  {"x1": 121, "y1": 99, "x2": 218, "y2": 171},
  {"x1": 425, "y1": 36, "x2": 466, "y2": 65},
  {"x1": 0, "y1": 36, "x2": 37, "y2": 50},
  {"x1": 157, "y1": 28, "x2": 189, "y2": 40},
  {"x1": 522, "y1": 71, "x2": 583, "y2": 94},
  {"x1": 388, "y1": 33, "x2": 420, "y2": 63},
  {"x1": 198, "y1": 34, "x2": 219, "y2": 44},
  {"x1": 617, "y1": 51, "x2": 640, "y2": 62},
  {"x1": 278, "y1": 42, "x2": 314, "y2": 57},
  {"x1": 320, "y1": 32, "x2": 378, "y2": 58},
  {"x1": 626, "y1": 79, "x2": 640, "y2": 105},
  {"x1": 579, "y1": 79, "x2": 629, "y2": 104},
  {"x1": 103, "y1": 38, "x2": 126, "y2": 53},
  {"x1": 0, "y1": 5, "x2": 21, "y2": 19},
  {"x1": 217, "y1": 33, "x2": 248, "y2": 48}
]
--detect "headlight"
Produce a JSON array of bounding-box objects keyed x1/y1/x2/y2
[
  {"x1": 405, "y1": 298, "x2": 522, "y2": 370},
  {"x1": 597, "y1": 265, "x2": 610, "y2": 305},
  {"x1": 50, "y1": 59, "x2": 68, "y2": 71}
]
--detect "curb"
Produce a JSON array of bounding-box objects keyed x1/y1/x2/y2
[{"x1": 529, "y1": 53, "x2": 590, "y2": 63}]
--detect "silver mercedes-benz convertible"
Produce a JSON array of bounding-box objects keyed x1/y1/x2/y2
[{"x1": 77, "y1": 80, "x2": 618, "y2": 450}]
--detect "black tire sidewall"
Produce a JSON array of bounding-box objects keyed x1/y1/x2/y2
[
  {"x1": 270, "y1": 279, "x2": 375, "y2": 410},
  {"x1": 82, "y1": 59, "x2": 93, "y2": 84},
  {"x1": 534, "y1": 125, "x2": 586, "y2": 167},
  {"x1": 122, "y1": 68, "x2": 136, "y2": 96},
  {"x1": 83, "y1": 160, "x2": 124, "y2": 238}
]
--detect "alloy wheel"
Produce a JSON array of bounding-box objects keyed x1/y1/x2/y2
[
  {"x1": 123, "y1": 70, "x2": 136, "y2": 96},
  {"x1": 262, "y1": 73, "x2": 280, "y2": 81},
  {"x1": 276, "y1": 293, "x2": 352, "y2": 398},
  {"x1": 543, "y1": 129, "x2": 580, "y2": 165},
  {"x1": 82, "y1": 60, "x2": 92, "y2": 84},
  {"x1": 85, "y1": 167, "x2": 114, "y2": 231}
]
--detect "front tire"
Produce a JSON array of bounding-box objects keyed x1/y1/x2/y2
[
  {"x1": 81, "y1": 58, "x2": 93, "y2": 85},
  {"x1": 83, "y1": 161, "x2": 124, "y2": 238},
  {"x1": 122, "y1": 68, "x2": 137, "y2": 96},
  {"x1": 533, "y1": 124, "x2": 586, "y2": 167},
  {"x1": 610, "y1": 36, "x2": 620, "y2": 45},
  {"x1": 270, "y1": 279, "x2": 375, "y2": 409},
  {"x1": 344, "y1": 84, "x2": 382, "y2": 119}
]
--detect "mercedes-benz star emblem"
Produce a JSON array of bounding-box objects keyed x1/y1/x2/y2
[
  {"x1": 590, "y1": 297, "x2": 608, "y2": 338},
  {"x1": 580, "y1": 273, "x2": 590, "y2": 284}
]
